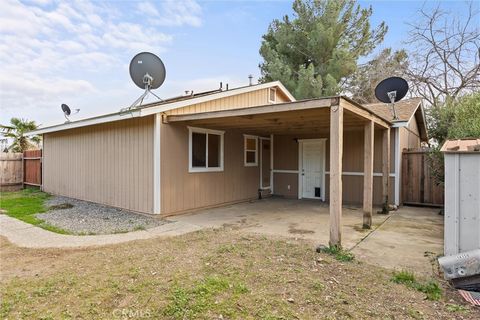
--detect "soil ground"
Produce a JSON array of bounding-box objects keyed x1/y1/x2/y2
[{"x1": 1, "y1": 228, "x2": 478, "y2": 319}]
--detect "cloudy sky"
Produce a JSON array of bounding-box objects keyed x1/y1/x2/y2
[{"x1": 0, "y1": 0, "x2": 471, "y2": 127}]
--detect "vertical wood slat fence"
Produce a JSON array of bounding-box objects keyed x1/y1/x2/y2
[
  {"x1": 23, "y1": 150, "x2": 42, "y2": 186},
  {"x1": 402, "y1": 149, "x2": 444, "y2": 206},
  {"x1": 0, "y1": 150, "x2": 42, "y2": 191},
  {"x1": 0, "y1": 153, "x2": 23, "y2": 191}
]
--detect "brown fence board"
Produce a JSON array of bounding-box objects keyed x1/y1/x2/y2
[
  {"x1": 0, "y1": 153, "x2": 23, "y2": 191},
  {"x1": 23, "y1": 150, "x2": 42, "y2": 186},
  {"x1": 402, "y1": 148, "x2": 444, "y2": 206}
]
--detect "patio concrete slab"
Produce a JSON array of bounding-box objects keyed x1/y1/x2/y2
[
  {"x1": 171, "y1": 198, "x2": 444, "y2": 274},
  {"x1": 169, "y1": 197, "x2": 390, "y2": 249},
  {"x1": 351, "y1": 206, "x2": 444, "y2": 275},
  {"x1": 0, "y1": 214, "x2": 201, "y2": 248}
]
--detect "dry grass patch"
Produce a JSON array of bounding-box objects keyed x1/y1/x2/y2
[{"x1": 0, "y1": 229, "x2": 478, "y2": 319}]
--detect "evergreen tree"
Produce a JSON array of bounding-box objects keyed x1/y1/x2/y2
[{"x1": 259, "y1": 0, "x2": 387, "y2": 99}]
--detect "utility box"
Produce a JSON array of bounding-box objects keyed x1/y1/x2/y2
[{"x1": 441, "y1": 139, "x2": 480, "y2": 256}]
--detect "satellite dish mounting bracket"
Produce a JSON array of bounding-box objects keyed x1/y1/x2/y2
[
  {"x1": 387, "y1": 90, "x2": 398, "y2": 120},
  {"x1": 125, "y1": 74, "x2": 163, "y2": 111}
]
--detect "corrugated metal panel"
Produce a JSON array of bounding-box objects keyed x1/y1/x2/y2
[
  {"x1": 444, "y1": 152, "x2": 480, "y2": 255},
  {"x1": 43, "y1": 116, "x2": 154, "y2": 213}
]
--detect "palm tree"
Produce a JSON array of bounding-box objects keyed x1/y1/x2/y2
[{"x1": 0, "y1": 118, "x2": 41, "y2": 152}]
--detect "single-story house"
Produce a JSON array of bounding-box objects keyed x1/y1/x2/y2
[{"x1": 30, "y1": 81, "x2": 428, "y2": 245}]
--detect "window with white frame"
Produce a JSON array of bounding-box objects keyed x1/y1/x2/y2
[
  {"x1": 244, "y1": 135, "x2": 258, "y2": 166},
  {"x1": 268, "y1": 87, "x2": 276, "y2": 103},
  {"x1": 189, "y1": 127, "x2": 224, "y2": 172}
]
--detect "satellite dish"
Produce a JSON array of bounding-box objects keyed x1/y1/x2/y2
[
  {"x1": 374, "y1": 77, "x2": 409, "y2": 120},
  {"x1": 61, "y1": 104, "x2": 80, "y2": 122},
  {"x1": 61, "y1": 103, "x2": 71, "y2": 116},
  {"x1": 124, "y1": 52, "x2": 166, "y2": 111},
  {"x1": 129, "y1": 52, "x2": 166, "y2": 90}
]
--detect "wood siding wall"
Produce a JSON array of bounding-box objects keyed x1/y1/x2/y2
[
  {"x1": 272, "y1": 130, "x2": 396, "y2": 205},
  {"x1": 160, "y1": 123, "x2": 259, "y2": 215},
  {"x1": 43, "y1": 116, "x2": 154, "y2": 213},
  {"x1": 166, "y1": 88, "x2": 287, "y2": 116}
]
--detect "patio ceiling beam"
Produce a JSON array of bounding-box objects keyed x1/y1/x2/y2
[
  {"x1": 340, "y1": 99, "x2": 390, "y2": 129},
  {"x1": 363, "y1": 119, "x2": 374, "y2": 229},
  {"x1": 166, "y1": 98, "x2": 334, "y2": 123},
  {"x1": 329, "y1": 103, "x2": 343, "y2": 247}
]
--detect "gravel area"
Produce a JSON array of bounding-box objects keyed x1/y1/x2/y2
[{"x1": 36, "y1": 196, "x2": 169, "y2": 235}]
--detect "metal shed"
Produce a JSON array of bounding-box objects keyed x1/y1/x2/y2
[{"x1": 441, "y1": 139, "x2": 480, "y2": 255}]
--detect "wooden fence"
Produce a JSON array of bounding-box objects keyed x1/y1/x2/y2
[
  {"x1": 0, "y1": 153, "x2": 23, "y2": 191},
  {"x1": 24, "y1": 150, "x2": 42, "y2": 186},
  {"x1": 402, "y1": 149, "x2": 444, "y2": 206},
  {"x1": 0, "y1": 150, "x2": 42, "y2": 191}
]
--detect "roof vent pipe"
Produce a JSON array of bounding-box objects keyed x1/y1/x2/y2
[
  {"x1": 248, "y1": 74, "x2": 253, "y2": 86},
  {"x1": 226, "y1": 83, "x2": 229, "y2": 90},
  {"x1": 219, "y1": 82, "x2": 223, "y2": 90}
]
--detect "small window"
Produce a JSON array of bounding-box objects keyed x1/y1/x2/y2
[
  {"x1": 269, "y1": 87, "x2": 276, "y2": 103},
  {"x1": 189, "y1": 127, "x2": 224, "y2": 172},
  {"x1": 244, "y1": 135, "x2": 258, "y2": 166}
]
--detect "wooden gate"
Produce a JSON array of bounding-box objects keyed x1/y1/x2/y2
[
  {"x1": 402, "y1": 149, "x2": 444, "y2": 206},
  {"x1": 24, "y1": 150, "x2": 42, "y2": 187}
]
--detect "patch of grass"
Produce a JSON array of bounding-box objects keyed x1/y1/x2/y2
[
  {"x1": 163, "y1": 275, "x2": 249, "y2": 319},
  {"x1": 133, "y1": 225, "x2": 146, "y2": 231},
  {"x1": 391, "y1": 270, "x2": 442, "y2": 301},
  {"x1": 445, "y1": 303, "x2": 469, "y2": 313},
  {"x1": 310, "y1": 280, "x2": 325, "y2": 291},
  {"x1": 0, "y1": 189, "x2": 70, "y2": 234},
  {"x1": 319, "y1": 245, "x2": 355, "y2": 262}
]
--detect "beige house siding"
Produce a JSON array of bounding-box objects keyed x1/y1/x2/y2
[
  {"x1": 43, "y1": 116, "x2": 154, "y2": 213},
  {"x1": 272, "y1": 129, "x2": 396, "y2": 205},
  {"x1": 165, "y1": 88, "x2": 289, "y2": 116},
  {"x1": 160, "y1": 123, "x2": 259, "y2": 215}
]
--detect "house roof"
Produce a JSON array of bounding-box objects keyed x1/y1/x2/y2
[
  {"x1": 28, "y1": 81, "x2": 295, "y2": 135},
  {"x1": 365, "y1": 97, "x2": 428, "y2": 141},
  {"x1": 365, "y1": 97, "x2": 422, "y2": 122},
  {"x1": 441, "y1": 139, "x2": 480, "y2": 153}
]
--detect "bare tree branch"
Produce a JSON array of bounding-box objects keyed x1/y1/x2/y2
[{"x1": 406, "y1": 2, "x2": 480, "y2": 107}]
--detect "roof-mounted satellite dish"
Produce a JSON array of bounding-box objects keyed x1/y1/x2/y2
[
  {"x1": 124, "y1": 52, "x2": 166, "y2": 111},
  {"x1": 375, "y1": 77, "x2": 409, "y2": 120},
  {"x1": 61, "y1": 103, "x2": 79, "y2": 122}
]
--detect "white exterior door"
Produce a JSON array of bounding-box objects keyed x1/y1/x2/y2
[{"x1": 301, "y1": 140, "x2": 325, "y2": 200}]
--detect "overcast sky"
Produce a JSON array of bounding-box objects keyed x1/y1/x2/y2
[{"x1": 0, "y1": 0, "x2": 473, "y2": 128}]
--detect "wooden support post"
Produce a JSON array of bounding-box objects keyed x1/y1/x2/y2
[
  {"x1": 381, "y1": 128, "x2": 391, "y2": 214},
  {"x1": 329, "y1": 103, "x2": 343, "y2": 247},
  {"x1": 363, "y1": 120, "x2": 374, "y2": 228}
]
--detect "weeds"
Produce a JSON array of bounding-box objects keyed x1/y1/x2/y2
[
  {"x1": 391, "y1": 270, "x2": 442, "y2": 300},
  {"x1": 319, "y1": 245, "x2": 355, "y2": 262}
]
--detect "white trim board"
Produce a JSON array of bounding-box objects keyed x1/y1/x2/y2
[
  {"x1": 153, "y1": 113, "x2": 161, "y2": 214},
  {"x1": 394, "y1": 127, "x2": 401, "y2": 206},
  {"x1": 324, "y1": 171, "x2": 396, "y2": 177}
]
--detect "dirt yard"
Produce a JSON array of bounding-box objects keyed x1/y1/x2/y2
[{"x1": 0, "y1": 228, "x2": 477, "y2": 319}]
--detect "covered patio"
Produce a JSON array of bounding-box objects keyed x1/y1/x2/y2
[{"x1": 165, "y1": 97, "x2": 392, "y2": 247}]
